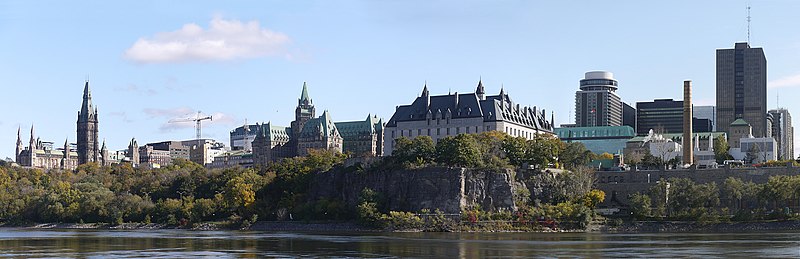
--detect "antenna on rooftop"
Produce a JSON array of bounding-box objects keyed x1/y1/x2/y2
[{"x1": 746, "y1": 4, "x2": 752, "y2": 43}]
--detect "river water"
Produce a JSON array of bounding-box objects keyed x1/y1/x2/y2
[{"x1": 0, "y1": 228, "x2": 798, "y2": 258}]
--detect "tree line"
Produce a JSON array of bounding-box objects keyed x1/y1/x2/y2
[{"x1": 629, "y1": 175, "x2": 800, "y2": 222}]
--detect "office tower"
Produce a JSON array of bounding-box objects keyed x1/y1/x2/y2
[
  {"x1": 622, "y1": 102, "x2": 636, "y2": 130},
  {"x1": 768, "y1": 108, "x2": 794, "y2": 160},
  {"x1": 716, "y1": 42, "x2": 767, "y2": 137},
  {"x1": 693, "y1": 105, "x2": 716, "y2": 131},
  {"x1": 575, "y1": 71, "x2": 622, "y2": 127}
]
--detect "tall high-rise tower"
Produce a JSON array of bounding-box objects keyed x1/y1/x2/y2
[
  {"x1": 291, "y1": 82, "x2": 315, "y2": 139},
  {"x1": 77, "y1": 81, "x2": 100, "y2": 165},
  {"x1": 575, "y1": 71, "x2": 622, "y2": 127},
  {"x1": 768, "y1": 108, "x2": 793, "y2": 160},
  {"x1": 716, "y1": 42, "x2": 767, "y2": 137}
]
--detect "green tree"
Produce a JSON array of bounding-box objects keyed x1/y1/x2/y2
[
  {"x1": 502, "y1": 136, "x2": 530, "y2": 167},
  {"x1": 713, "y1": 135, "x2": 733, "y2": 164},
  {"x1": 435, "y1": 134, "x2": 482, "y2": 168},
  {"x1": 528, "y1": 135, "x2": 564, "y2": 169},
  {"x1": 629, "y1": 193, "x2": 652, "y2": 220},
  {"x1": 559, "y1": 142, "x2": 594, "y2": 169},
  {"x1": 721, "y1": 177, "x2": 745, "y2": 212}
]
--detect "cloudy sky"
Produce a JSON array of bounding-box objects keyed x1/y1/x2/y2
[{"x1": 2, "y1": 0, "x2": 800, "y2": 159}]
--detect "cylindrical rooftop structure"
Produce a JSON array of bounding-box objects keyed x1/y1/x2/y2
[{"x1": 580, "y1": 70, "x2": 618, "y2": 91}]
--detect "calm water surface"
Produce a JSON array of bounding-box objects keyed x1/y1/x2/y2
[{"x1": 0, "y1": 228, "x2": 798, "y2": 258}]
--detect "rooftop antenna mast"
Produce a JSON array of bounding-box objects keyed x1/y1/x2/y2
[{"x1": 746, "y1": 4, "x2": 751, "y2": 43}]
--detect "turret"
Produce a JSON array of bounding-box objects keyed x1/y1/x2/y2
[
  {"x1": 421, "y1": 82, "x2": 430, "y2": 109},
  {"x1": 63, "y1": 138, "x2": 69, "y2": 158},
  {"x1": 476, "y1": 79, "x2": 485, "y2": 100},
  {"x1": 15, "y1": 126, "x2": 23, "y2": 160}
]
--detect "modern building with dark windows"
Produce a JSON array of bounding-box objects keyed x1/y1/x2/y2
[
  {"x1": 622, "y1": 102, "x2": 636, "y2": 131},
  {"x1": 575, "y1": 71, "x2": 622, "y2": 127},
  {"x1": 716, "y1": 42, "x2": 767, "y2": 138},
  {"x1": 636, "y1": 99, "x2": 684, "y2": 135},
  {"x1": 636, "y1": 99, "x2": 714, "y2": 136},
  {"x1": 693, "y1": 105, "x2": 716, "y2": 131}
]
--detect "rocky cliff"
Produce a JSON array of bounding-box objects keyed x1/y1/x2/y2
[{"x1": 308, "y1": 167, "x2": 522, "y2": 214}]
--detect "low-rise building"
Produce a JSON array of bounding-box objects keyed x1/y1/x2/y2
[
  {"x1": 555, "y1": 125, "x2": 634, "y2": 154},
  {"x1": 210, "y1": 150, "x2": 254, "y2": 168},
  {"x1": 383, "y1": 81, "x2": 554, "y2": 155}
]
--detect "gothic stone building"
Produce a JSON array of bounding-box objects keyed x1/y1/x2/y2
[
  {"x1": 16, "y1": 81, "x2": 110, "y2": 169},
  {"x1": 251, "y1": 83, "x2": 384, "y2": 166},
  {"x1": 383, "y1": 80, "x2": 555, "y2": 155}
]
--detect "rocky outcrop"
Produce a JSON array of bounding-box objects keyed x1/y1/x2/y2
[{"x1": 308, "y1": 167, "x2": 520, "y2": 214}]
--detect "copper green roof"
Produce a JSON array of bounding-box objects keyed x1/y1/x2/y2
[
  {"x1": 300, "y1": 110, "x2": 340, "y2": 139},
  {"x1": 300, "y1": 82, "x2": 311, "y2": 103},
  {"x1": 256, "y1": 122, "x2": 291, "y2": 142},
  {"x1": 555, "y1": 126, "x2": 635, "y2": 139},
  {"x1": 334, "y1": 114, "x2": 383, "y2": 138},
  {"x1": 730, "y1": 118, "x2": 750, "y2": 126}
]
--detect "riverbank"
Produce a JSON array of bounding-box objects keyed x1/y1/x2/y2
[
  {"x1": 5, "y1": 220, "x2": 800, "y2": 233},
  {"x1": 606, "y1": 220, "x2": 800, "y2": 233}
]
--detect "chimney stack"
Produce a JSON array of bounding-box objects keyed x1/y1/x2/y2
[{"x1": 683, "y1": 80, "x2": 693, "y2": 166}]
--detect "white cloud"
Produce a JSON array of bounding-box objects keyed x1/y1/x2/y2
[
  {"x1": 124, "y1": 17, "x2": 291, "y2": 63},
  {"x1": 769, "y1": 73, "x2": 800, "y2": 89}
]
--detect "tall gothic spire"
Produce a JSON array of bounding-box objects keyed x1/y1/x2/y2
[
  {"x1": 29, "y1": 124, "x2": 35, "y2": 147},
  {"x1": 79, "y1": 80, "x2": 94, "y2": 121},
  {"x1": 421, "y1": 82, "x2": 429, "y2": 97},
  {"x1": 299, "y1": 82, "x2": 311, "y2": 105},
  {"x1": 77, "y1": 80, "x2": 99, "y2": 165}
]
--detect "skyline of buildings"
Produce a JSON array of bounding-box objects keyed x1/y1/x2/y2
[{"x1": 7, "y1": 38, "x2": 798, "y2": 168}]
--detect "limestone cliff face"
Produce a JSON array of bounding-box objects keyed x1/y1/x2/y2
[{"x1": 308, "y1": 167, "x2": 520, "y2": 214}]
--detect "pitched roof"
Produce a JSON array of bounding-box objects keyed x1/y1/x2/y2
[
  {"x1": 255, "y1": 122, "x2": 292, "y2": 142},
  {"x1": 730, "y1": 118, "x2": 750, "y2": 126},
  {"x1": 385, "y1": 85, "x2": 553, "y2": 133},
  {"x1": 299, "y1": 110, "x2": 340, "y2": 139},
  {"x1": 334, "y1": 114, "x2": 383, "y2": 138}
]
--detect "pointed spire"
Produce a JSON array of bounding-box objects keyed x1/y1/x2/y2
[
  {"x1": 101, "y1": 139, "x2": 107, "y2": 151},
  {"x1": 421, "y1": 81, "x2": 429, "y2": 97},
  {"x1": 299, "y1": 82, "x2": 311, "y2": 104},
  {"x1": 476, "y1": 78, "x2": 485, "y2": 100},
  {"x1": 29, "y1": 124, "x2": 35, "y2": 145},
  {"x1": 16, "y1": 126, "x2": 21, "y2": 144},
  {"x1": 80, "y1": 81, "x2": 93, "y2": 119}
]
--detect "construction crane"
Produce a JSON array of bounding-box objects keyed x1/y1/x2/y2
[{"x1": 169, "y1": 111, "x2": 213, "y2": 140}]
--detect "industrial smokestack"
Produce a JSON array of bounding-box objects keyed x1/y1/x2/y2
[{"x1": 683, "y1": 80, "x2": 693, "y2": 166}]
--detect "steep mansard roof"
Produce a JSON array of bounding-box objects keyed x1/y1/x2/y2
[
  {"x1": 385, "y1": 86, "x2": 553, "y2": 133},
  {"x1": 254, "y1": 122, "x2": 292, "y2": 142},
  {"x1": 334, "y1": 114, "x2": 383, "y2": 138},
  {"x1": 299, "y1": 110, "x2": 341, "y2": 139}
]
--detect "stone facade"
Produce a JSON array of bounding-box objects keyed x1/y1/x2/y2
[
  {"x1": 77, "y1": 81, "x2": 100, "y2": 165},
  {"x1": 383, "y1": 81, "x2": 555, "y2": 156},
  {"x1": 15, "y1": 126, "x2": 79, "y2": 170},
  {"x1": 15, "y1": 81, "x2": 109, "y2": 169},
  {"x1": 334, "y1": 115, "x2": 384, "y2": 157},
  {"x1": 249, "y1": 83, "x2": 380, "y2": 166}
]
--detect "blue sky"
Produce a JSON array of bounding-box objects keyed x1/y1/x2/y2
[{"x1": 2, "y1": 0, "x2": 800, "y2": 159}]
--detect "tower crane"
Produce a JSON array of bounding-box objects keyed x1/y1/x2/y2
[{"x1": 169, "y1": 111, "x2": 213, "y2": 140}]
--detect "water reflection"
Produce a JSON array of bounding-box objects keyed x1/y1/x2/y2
[{"x1": 0, "y1": 229, "x2": 797, "y2": 258}]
